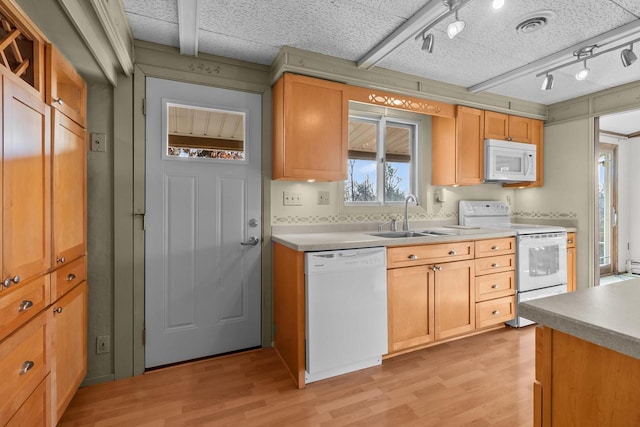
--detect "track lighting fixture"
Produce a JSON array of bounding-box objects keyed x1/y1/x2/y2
[
  {"x1": 422, "y1": 33, "x2": 434, "y2": 53},
  {"x1": 541, "y1": 73, "x2": 554, "y2": 90},
  {"x1": 621, "y1": 43, "x2": 637, "y2": 67},
  {"x1": 575, "y1": 60, "x2": 590, "y2": 81},
  {"x1": 447, "y1": 9, "x2": 465, "y2": 39}
]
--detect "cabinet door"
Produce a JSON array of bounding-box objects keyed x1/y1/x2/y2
[
  {"x1": 52, "y1": 110, "x2": 86, "y2": 267},
  {"x1": 508, "y1": 115, "x2": 533, "y2": 143},
  {"x1": 456, "y1": 106, "x2": 484, "y2": 185},
  {"x1": 273, "y1": 73, "x2": 348, "y2": 181},
  {"x1": 484, "y1": 111, "x2": 509, "y2": 140},
  {"x1": 3, "y1": 76, "x2": 51, "y2": 285},
  {"x1": 503, "y1": 118, "x2": 544, "y2": 188},
  {"x1": 46, "y1": 45, "x2": 87, "y2": 127},
  {"x1": 435, "y1": 260, "x2": 475, "y2": 340},
  {"x1": 387, "y1": 265, "x2": 434, "y2": 353},
  {"x1": 51, "y1": 281, "x2": 87, "y2": 423},
  {"x1": 567, "y1": 247, "x2": 576, "y2": 292}
]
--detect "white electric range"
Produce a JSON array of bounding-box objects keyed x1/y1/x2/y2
[{"x1": 459, "y1": 201, "x2": 568, "y2": 327}]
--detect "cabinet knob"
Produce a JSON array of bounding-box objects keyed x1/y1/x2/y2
[
  {"x1": 53, "y1": 307, "x2": 63, "y2": 314},
  {"x1": 18, "y1": 300, "x2": 33, "y2": 312},
  {"x1": 67, "y1": 273, "x2": 76, "y2": 282},
  {"x1": 53, "y1": 97, "x2": 64, "y2": 105},
  {"x1": 408, "y1": 254, "x2": 418, "y2": 260},
  {"x1": 3, "y1": 275, "x2": 19, "y2": 288},
  {"x1": 492, "y1": 310, "x2": 501, "y2": 315},
  {"x1": 448, "y1": 250, "x2": 456, "y2": 256},
  {"x1": 57, "y1": 256, "x2": 66, "y2": 264},
  {"x1": 568, "y1": 239, "x2": 573, "y2": 244},
  {"x1": 491, "y1": 263, "x2": 499, "y2": 268},
  {"x1": 491, "y1": 284, "x2": 500, "y2": 289},
  {"x1": 491, "y1": 245, "x2": 499, "y2": 250},
  {"x1": 20, "y1": 360, "x2": 35, "y2": 375}
]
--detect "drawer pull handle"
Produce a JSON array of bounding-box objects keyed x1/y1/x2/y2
[
  {"x1": 431, "y1": 265, "x2": 442, "y2": 271},
  {"x1": 491, "y1": 245, "x2": 499, "y2": 250},
  {"x1": 408, "y1": 255, "x2": 418, "y2": 260},
  {"x1": 53, "y1": 307, "x2": 63, "y2": 314},
  {"x1": 492, "y1": 310, "x2": 500, "y2": 316},
  {"x1": 491, "y1": 263, "x2": 499, "y2": 268},
  {"x1": 448, "y1": 250, "x2": 456, "y2": 256},
  {"x1": 18, "y1": 300, "x2": 33, "y2": 312},
  {"x1": 491, "y1": 284, "x2": 500, "y2": 289},
  {"x1": 57, "y1": 256, "x2": 66, "y2": 264},
  {"x1": 20, "y1": 360, "x2": 35, "y2": 375},
  {"x1": 53, "y1": 97, "x2": 64, "y2": 105},
  {"x1": 67, "y1": 273, "x2": 77, "y2": 282},
  {"x1": 3, "y1": 275, "x2": 20, "y2": 288},
  {"x1": 568, "y1": 239, "x2": 573, "y2": 244}
]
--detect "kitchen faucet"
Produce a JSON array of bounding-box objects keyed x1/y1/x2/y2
[{"x1": 403, "y1": 194, "x2": 417, "y2": 231}]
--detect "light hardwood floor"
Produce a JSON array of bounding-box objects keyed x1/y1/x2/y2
[{"x1": 60, "y1": 326, "x2": 535, "y2": 426}]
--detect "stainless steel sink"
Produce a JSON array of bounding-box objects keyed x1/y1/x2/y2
[{"x1": 369, "y1": 230, "x2": 454, "y2": 238}]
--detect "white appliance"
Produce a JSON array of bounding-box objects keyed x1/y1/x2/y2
[
  {"x1": 484, "y1": 139, "x2": 536, "y2": 182},
  {"x1": 459, "y1": 201, "x2": 567, "y2": 327},
  {"x1": 305, "y1": 247, "x2": 388, "y2": 384}
]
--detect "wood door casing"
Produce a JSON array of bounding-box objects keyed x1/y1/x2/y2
[
  {"x1": 52, "y1": 110, "x2": 86, "y2": 267},
  {"x1": 387, "y1": 265, "x2": 435, "y2": 353},
  {"x1": 3, "y1": 75, "x2": 51, "y2": 284}
]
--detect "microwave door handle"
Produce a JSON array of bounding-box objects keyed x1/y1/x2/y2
[{"x1": 525, "y1": 154, "x2": 533, "y2": 176}]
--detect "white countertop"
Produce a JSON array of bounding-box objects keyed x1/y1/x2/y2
[
  {"x1": 272, "y1": 227, "x2": 517, "y2": 252},
  {"x1": 519, "y1": 279, "x2": 640, "y2": 359}
]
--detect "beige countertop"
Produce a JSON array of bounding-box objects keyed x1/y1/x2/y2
[
  {"x1": 519, "y1": 279, "x2": 640, "y2": 359},
  {"x1": 272, "y1": 227, "x2": 517, "y2": 252}
]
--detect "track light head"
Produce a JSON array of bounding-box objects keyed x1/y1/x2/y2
[
  {"x1": 575, "y1": 60, "x2": 590, "y2": 81},
  {"x1": 447, "y1": 10, "x2": 465, "y2": 39},
  {"x1": 541, "y1": 73, "x2": 554, "y2": 91},
  {"x1": 492, "y1": 0, "x2": 505, "y2": 10},
  {"x1": 621, "y1": 44, "x2": 637, "y2": 67},
  {"x1": 422, "y1": 33, "x2": 434, "y2": 53}
]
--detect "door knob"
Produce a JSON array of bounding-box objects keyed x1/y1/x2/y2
[
  {"x1": 241, "y1": 236, "x2": 260, "y2": 246},
  {"x1": 248, "y1": 218, "x2": 259, "y2": 228}
]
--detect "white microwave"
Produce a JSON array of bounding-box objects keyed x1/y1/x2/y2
[{"x1": 484, "y1": 139, "x2": 536, "y2": 182}]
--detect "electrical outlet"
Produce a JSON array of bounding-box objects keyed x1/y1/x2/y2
[
  {"x1": 90, "y1": 133, "x2": 107, "y2": 152},
  {"x1": 317, "y1": 191, "x2": 330, "y2": 205},
  {"x1": 283, "y1": 191, "x2": 302, "y2": 206},
  {"x1": 96, "y1": 335, "x2": 110, "y2": 354}
]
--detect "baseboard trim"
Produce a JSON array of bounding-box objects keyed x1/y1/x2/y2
[{"x1": 81, "y1": 373, "x2": 116, "y2": 387}]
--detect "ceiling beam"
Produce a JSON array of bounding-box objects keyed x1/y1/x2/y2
[
  {"x1": 468, "y1": 19, "x2": 640, "y2": 93},
  {"x1": 357, "y1": 0, "x2": 455, "y2": 69},
  {"x1": 177, "y1": 0, "x2": 199, "y2": 56}
]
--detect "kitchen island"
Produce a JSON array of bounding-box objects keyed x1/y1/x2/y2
[{"x1": 520, "y1": 279, "x2": 640, "y2": 426}]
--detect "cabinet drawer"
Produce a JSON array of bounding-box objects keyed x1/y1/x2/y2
[
  {"x1": 475, "y1": 254, "x2": 515, "y2": 276},
  {"x1": 476, "y1": 296, "x2": 515, "y2": 329},
  {"x1": 52, "y1": 255, "x2": 86, "y2": 301},
  {"x1": 475, "y1": 237, "x2": 515, "y2": 257},
  {"x1": 0, "y1": 311, "x2": 50, "y2": 423},
  {"x1": 475, "y1": 271, "x2": 515, "y2": 302},
  {"x1": 0, "y1": 275, "x2": 51, "y2": 342},
  {"x1": 567, "y1": 232, "x2": 576, "y2": 248},
  {"x1": 6, "y1": 374, "x2": 50, "y2": 427},
  {"x1": 387, "y1": 241, "x2": 474, "y2": 268}
]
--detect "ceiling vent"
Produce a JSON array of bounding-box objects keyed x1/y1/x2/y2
[{"x1": 515, "y1": 11, "x2": 556, "y2": 34}]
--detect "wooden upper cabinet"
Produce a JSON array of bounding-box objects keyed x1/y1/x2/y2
[
  {"x1": 2, "y1": 75, "x2": 51, "y2": 286},
  {"x1": 484, "y1": 111, "x2": 533, "y2": 143},
  {"x1": 52, "y1": 110, "x2": 87, "y2": 267},
  {"x1": 46, "y1": 45, "x2": 87, "y2": 128},
  {"x1": 432, "y1": 106, "x2": 484, "y2": 186},
  {"x1": 503, "y1": 118, "x2": 544, "y2": 188},
  {"x1": 273, "y1": 73, "x2": 348, "y2": 181}
]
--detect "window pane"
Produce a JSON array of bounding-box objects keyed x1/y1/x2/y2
[
  {"x1": 385, "y1": 124, "x2": 411, "y2": 202},
  {"x1": 345, "y1": 120, "x2": 377, "y2": 202},
  {"x1": 167, "y1": 104, "x2": 245, "y2": 160}
]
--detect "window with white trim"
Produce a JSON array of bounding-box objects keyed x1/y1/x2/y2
[{"x1": 344, "y1": 115, "x2": 418, "y2": 205}]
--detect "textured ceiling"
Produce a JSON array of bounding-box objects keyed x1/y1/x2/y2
[{"x1": 122, "y1": 0, "x2": 640, "y2": 129}]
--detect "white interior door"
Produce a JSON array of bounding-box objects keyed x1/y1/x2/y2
[{"x1": 144, "y1": 77, "x2": 262, "y2": 368}]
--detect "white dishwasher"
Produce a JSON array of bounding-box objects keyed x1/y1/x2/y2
[{"x1": 305, "y1": 246, "x2": 388, "y2": 384}]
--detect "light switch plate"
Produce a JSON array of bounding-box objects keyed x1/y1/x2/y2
[
  {"x1": 91, "y1": 133, "x2": 107, "y2": 152},
  {"x1": 283, "y1": 191, "x2": 302, "y2": 206}
]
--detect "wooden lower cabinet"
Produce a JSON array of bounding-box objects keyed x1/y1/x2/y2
[
  {"x1": 387, "y1": 265, "x2": 435, "y2": 353},
  {"x1": 535, "y1": 326, "x2": 640, "y2": 426},
  {"x1": 51, "y1": 281, "x2": 87, "y2": 423},
  {"x1": 434, "y1": 260, "x2": 475, "y2": 340},
  {"x1": 7, "y1": 375, "x2": 51, "y2": 427}
]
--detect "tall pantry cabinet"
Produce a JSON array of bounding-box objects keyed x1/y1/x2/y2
[{"x1": 0, "y1": 1, "x2": 87, "y2": 425}]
